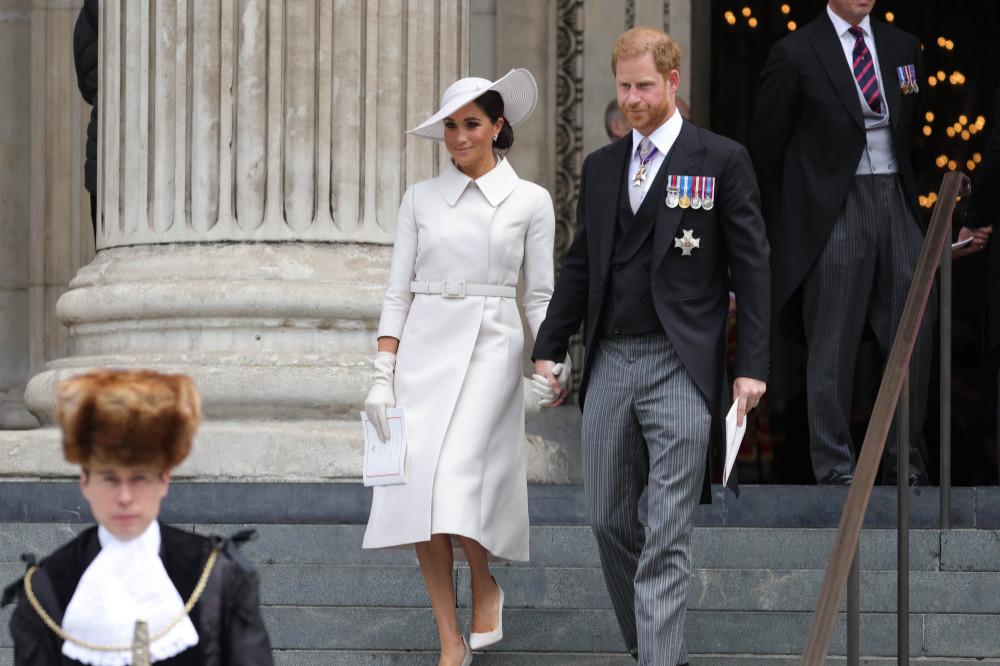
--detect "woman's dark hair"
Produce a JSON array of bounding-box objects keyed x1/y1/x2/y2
[{"x1": 473, "y1": 90, "x2": 514, "y2": 151}]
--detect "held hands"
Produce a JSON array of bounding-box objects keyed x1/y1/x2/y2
[
  {"x1": 523, "y1": 377, "x2": 544, "y2": 419},
  {"x1": 364, "y1": 351, "x2": 397, "y2": 442},
  {"x1": 530, "y1": 356, "x2": 573, "y2": 408},
  {"x1": 733, "y1": 376, "x2": 766, "y2": 428}
]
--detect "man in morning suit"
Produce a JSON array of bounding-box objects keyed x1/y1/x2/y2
[
  {"x1": 533, "y1": 27, "x2": 770, "y2": 665},
  {"x1": 751, "y1": 0, "x2": 933, "y2": 486}
]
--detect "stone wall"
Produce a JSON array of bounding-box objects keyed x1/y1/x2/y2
[
  {"x1": 0, "y1": 0, "x2": 708, "y2": 483},
  {"x1": 0, "y1": 0, "x2": 93, "y2": 430}
]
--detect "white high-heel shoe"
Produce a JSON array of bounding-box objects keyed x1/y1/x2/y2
[
  {"x1": 461, "y1": 636, "x2": 473, "y2": 665},
  {"x1": 468, "y1": 577, "x2": 504, "y2": 650}
]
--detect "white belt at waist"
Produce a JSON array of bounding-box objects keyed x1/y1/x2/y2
[{"x1": 410, "y1": 280, "x2": 516, "y2": 298}]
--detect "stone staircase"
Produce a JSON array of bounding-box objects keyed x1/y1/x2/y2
[
  {"x1": 4, "y1": 522, "x2": 1000, "y2": 663},
  {"x1": 3, "y1": 484, "x2": 1000, "y2": 663}
]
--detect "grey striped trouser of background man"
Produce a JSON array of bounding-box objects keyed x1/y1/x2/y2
[
  {"x1": 582, "y1": 333, "x2": 710, "y2": 666},
  {"x1": 802, "y1": 174, "x2": 935, "y2": 483}
]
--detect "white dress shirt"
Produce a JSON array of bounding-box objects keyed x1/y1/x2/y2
[
  {"x1": 826, "y1": 4, "x2": 898, "y2": 174},
  {"x1": 627, "y1": 108, "x2": 684, "y2": 205}
]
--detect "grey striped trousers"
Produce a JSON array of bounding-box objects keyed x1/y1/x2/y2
[
  {"x1": 802, "y1": 174, "x2": 935, "y2": 482},
  {"x1": 582, "y1": 334, "x2": 710, "y2": 665}
]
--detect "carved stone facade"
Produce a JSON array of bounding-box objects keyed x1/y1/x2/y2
[
  {"x1": 95, "y1": 1, "x2": 466, "y2": 249},
  {"x1": 0, "y1": 0, "x2": 706, "y2": 482},
  {"x1": 2, "y1": 0, "x2": 485, "y2": 481},
  {"x1": 0, "y1": 0, "x2": 94, "y2": 431}
]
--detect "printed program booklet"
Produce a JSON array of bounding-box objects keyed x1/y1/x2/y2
[{"x1": 361, "y1": 407, "x2": 408, "y2": 486}]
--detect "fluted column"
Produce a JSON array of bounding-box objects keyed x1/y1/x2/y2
[
  {"x1": 13, "y1": 0, "x2": 493, "y2": 481},
  {"x1": 0, "y1": 0, "x2": 95, "y2": 431},
  {"x1": 0, "y1": 0, "x2": 34, "y2": 430},
  {"x1": 98, "y1": 0, "x2": 464, "y2": 247}
]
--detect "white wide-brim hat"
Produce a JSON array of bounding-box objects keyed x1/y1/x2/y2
[{"x1": 406, "y1": 68, "x2": 538, "y2": 141}]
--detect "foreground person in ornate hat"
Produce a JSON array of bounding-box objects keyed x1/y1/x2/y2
[
  {"x1": 362, "y1": 69, "x2": 559, "y2": 665},
  {"x1": 2, "y1": 369, "x2": 273, "y2": 665},
  {"x1": 533, "y1": 27, "x2": 770, "y2": 665}
]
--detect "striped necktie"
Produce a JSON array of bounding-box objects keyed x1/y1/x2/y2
[{"x1": 848, "y1": 26, "x2": 882, "y2": 114}]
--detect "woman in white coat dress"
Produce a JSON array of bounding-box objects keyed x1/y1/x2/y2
[{"x1": 362, "y1": 69, "x2": 564, "y2": 666}]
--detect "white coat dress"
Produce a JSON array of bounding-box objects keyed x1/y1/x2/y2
[{"x1": 362, "y1": 157, "x2": 555, "y2": 561}]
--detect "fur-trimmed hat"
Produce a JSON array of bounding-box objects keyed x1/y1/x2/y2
[{"x1": 55, "y1": 369, "x2": 202, "y2": 472}]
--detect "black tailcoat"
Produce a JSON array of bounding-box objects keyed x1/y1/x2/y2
[{"x1": 751, "y1": 11, "x2": 924, "y2": 342}]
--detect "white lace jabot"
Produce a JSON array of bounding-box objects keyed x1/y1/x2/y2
[{"x1": 61, "y1": 522, "x2": 199, "y2": 665}]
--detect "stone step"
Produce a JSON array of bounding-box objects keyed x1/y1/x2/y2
[
  {"x1": 6, "y1": 482, "x2": 1000, "y2": 529},
  {"x1": 5, "y1": 649, "x2": 1000, "y2": 666},
  {"x1": 2, "y1": 523, "x2": 978, "y2": 571},
  {"x1": 271, "y1": 654, "x2": 1000, "y2": 666},
  {"x1": 253, "y1": 608, "x2": 993, "y2": 658},
  {"x1": 8, "y1": 555, "x2": 998, "y2": 616},
  {"x1": 4, "y1": 604, "x2": 988, "y2": 659},
  {"x1": 262, "y1": 655, "x2": 993, "y2": 665},
  {"x1": 4, "y1": 523, "x2": 1000, "y2": 661}
]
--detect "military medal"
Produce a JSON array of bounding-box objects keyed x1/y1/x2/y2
[
  {"x1": 633, "y1": 144, "x2": 660, "y2": 187},
  {"x1": 897, "y1": 64, "x2": 918, "y2": 95},
  {"x1": 674, "y1": 229, "x2": 701, "y2": 256},
  {"x1": 678, "y1": 175, "x2": 691, "y2": 209},
  {"x1": 665, "y1": 175, "x2": 680, "y2": 208},
  {"x1": 701, "y1": 176, "x2": 715, "y2": 210},
  {"x1": 633, "y1": 165, "x2": 647, "y2": 187},
  {"x1": 690, "y1": 176, "x2": 703, "y2": 209}
]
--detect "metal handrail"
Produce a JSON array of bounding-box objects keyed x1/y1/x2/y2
[
  {"x1": 800, "y1": 171, "x2": 970, "y2": 665},
  {"x1": 940, "y1": 229, "x2": 953, "y2": 528},
  {"x1": 898, "y1": 375, "x2": 910, "y2": 664}
]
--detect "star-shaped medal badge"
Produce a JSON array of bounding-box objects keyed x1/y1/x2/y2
[
  {"x1": 632, "y1": 165, "x2": 647, "y2": 187},
  {"x1": 674, "y1": 229, "x2": 701, "y2": 256}
]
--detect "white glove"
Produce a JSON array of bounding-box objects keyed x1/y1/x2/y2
[
  {"x1": 529, "y1": 355, "x2": 573, "y2": 406},
  {"x1": 364, "y1": 351, "x2": 396, "y2": 442},
  {"x1": 554, "y1": 355, "x2": 572, "y2": 393},
  {"x1": 523, "y1": 377, "x2": 546, "y2": 420}
]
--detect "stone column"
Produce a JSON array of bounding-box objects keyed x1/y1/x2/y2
[
  {"x1": 8, "y1": 0, "x2": 574, "y2": 484},
  {"x1": 1, "y1": 0, "x2": 94, "y2": 431},
  {"x1": 12, "y1": 0, "x2": 474, "y2": 480},
  {"x1": 0, "y1": 0, "x2": 35, "y2": 430}
]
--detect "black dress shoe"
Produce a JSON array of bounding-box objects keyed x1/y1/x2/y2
[
  {"x1": 881, "y1": 471, "x2": 931, "y2": 486},
  {"x1": 819, "y1": 470, "x2": 853, "y2": 485}
]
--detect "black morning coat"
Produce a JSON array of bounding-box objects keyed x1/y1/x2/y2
[
  {"x1": 751, "y1": 10, "x2": 924, "y2": 343},
  {"x1": 72, "y1": 0, "x2": 98, "y2": 195},
  {"x1": 532, "y1": 118, "x2": 772, "y2": 501},
  {"x1": 2, "y1": 523, "x2": 273, "y2": 666}
]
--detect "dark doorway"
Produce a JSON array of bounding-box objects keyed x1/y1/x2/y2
[{"x1": 710, "y1": 1, "x2": 1000, "y2": 485}]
